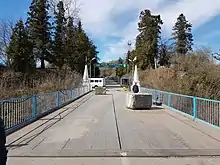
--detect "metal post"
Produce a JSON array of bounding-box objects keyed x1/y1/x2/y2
[
  {"x1": 193, "y1": 96, "x2": 197, "y2": 120},
  {"x1": 32, "y1": 95, "x2": 37, "y2": 117},
  {"x1": 94, "y1": 64, "x2": 95, "y2": 77},
  {"x1": 168, "y1": 92, "x2": 171, "y2": 107},
  {"x1": 127, "y1": 63, "x2": 129, "y2": 74},
  {"x1": 154, "y1": 89, "x2": 157, "y2": 102},
  {"x1": 56, "y1": 91, "x2": 60, "y2": 107},
  {"x1": 90, "y1": 62, "x2": 92, "y2": 78},
  {"x1": 132, "y1": 64, "x2": 134, "y2": 77},
  {"x1": 70, "y1": 89, "x2": 73, "y2": 99}
]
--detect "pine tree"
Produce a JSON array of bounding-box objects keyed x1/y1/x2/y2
[
  {"x1": 26, "y1": 0, "x2": 51, "y2": 69},
  {"x1": 75, "y1": 20, "x2": 95, "y2": 75},
  {"x1": 53, "y1": 1, "x2": 66, "y2": 69},
  {"x1": 65, "y1": 17, "x2": 78, "y2": 71},
  {"x1": 136, "y1": 9, "x2": 163, "y2": 69},
  {"x1": 64, "y1": 18, "x2": 99, "y2": 75},
  {"x1": 7, "y1": 20, "x2": 35, "y2": 73},
  {"x1": 172, "y1": 13, "x2": 193, "y2": 55}
]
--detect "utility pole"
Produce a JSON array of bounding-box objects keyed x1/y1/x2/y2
[{"x1": 94, "y1": 63, "x2": 95, "y2": 77}]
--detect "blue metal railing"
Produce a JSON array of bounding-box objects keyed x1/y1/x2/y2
[
  {"x1": 141, "y1": 87, "x2": 220, "y2": 128},
  {"x1": 0, "y1": 86, "x2": 91, "y2": 133}
]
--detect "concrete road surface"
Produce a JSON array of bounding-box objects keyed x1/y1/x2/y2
[{"x1": 6, "y1": 88, "x2": 220, "y2": 164}]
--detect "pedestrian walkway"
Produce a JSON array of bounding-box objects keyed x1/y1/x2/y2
[{"x1": 6, "y1": 88, "x2": 220, "y2": 164}]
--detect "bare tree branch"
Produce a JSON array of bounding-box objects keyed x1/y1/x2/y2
[
  {"x1": 0, "y1": 18, "x2": 14, "y2": 66},
  {"x1": 49, "y1": 0, "x2": 81, "y2": 21}
]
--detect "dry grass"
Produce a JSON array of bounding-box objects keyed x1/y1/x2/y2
[
  {"x1": 0, "y1": 68, "x2": 82, "y2": 100},
  {"x1": 140, "y1": 51, "x2": 220, "y2": 100}
]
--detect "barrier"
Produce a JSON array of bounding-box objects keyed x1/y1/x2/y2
[
  {"x1": 0, "y1": 86, "x2": 91, "y2": 134},
  {"x1": 140, "y1": 87, "x2": 220, "y2": 128}
]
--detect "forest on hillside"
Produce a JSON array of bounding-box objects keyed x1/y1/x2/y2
[
  {"x1": 0, "y1": 0, "x2": 100, "y2": 99},
  {"x1": 1, "y1": 1, "x2": 220, "y2": 100}
]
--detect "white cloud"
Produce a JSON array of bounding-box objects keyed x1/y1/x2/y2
[
  {"x1": 72, "y1": 0, "x2": 220, "y2": 62},
  {"x1": 160, "y1": 0, "x2": 220, "y2": 34}
]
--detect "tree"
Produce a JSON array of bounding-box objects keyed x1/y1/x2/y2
[
  {"x1": 0, "y1": 19, "x2": 14, "y2": 66},
  {"x1": 49, "y1": 0, "x2": 80, "y2": 19},
  {"x1": 74, "y1": 20, "x2": 98, "y2": 75},
  {"x1": 26, "y1": 0, "x2": 51, "y2": 69},
  {"x1": 89, "y1": 41, "x2": 99, "y2": 77},
  {"x1": 172, "y1": 13, "x2": 193, "y2": 55},
  {"x1": 116, "y1": 57, "x2": 125, "y2": 78},
  {"x1": 116, "y1": 67, "x2": 125, "y2": 78},
  {"x1": 135, "y1": 9, "x2": 163, "y2": 69},
  {"x1": 118, "y1": 57, "x2": 123, "y2": 64},
  {"x1": 125, "y1": 50, "x2": 131, "y2": 73},
  {"x1": 74, "y1": 20, "x2": 88, "y2": 74},
  {"x1": 53, "y1": 1, "x2": 66, "y2": 69},
  {"x1": 6, "y1": 20, "x2": 35, "y2": 73},
  {"x1": 64, "y1": 17, "x2": 78, "y2": 70},
  {"x1": 64, "y1": 18, "x2": 99, "y2": 75},
  {"x1": 157, "y1": 39, "x2": 174, "y2": 67}
]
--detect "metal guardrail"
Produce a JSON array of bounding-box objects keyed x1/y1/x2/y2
[
  {"x1": 0, "y1": 86, "x2": 91, "y2": 133},
  {"x1": 141, "y1": 87, "x2": 220, "y2": 128}
]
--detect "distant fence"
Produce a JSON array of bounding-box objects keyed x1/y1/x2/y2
[
  {"x1": 141, "y1": 87, "x2": 220, "y2": 128},
  {"x1": 0, "y1": 86, "x2": 91, "y2": 134}
]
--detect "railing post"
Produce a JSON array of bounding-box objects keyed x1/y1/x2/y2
[
  {"x1": 168, "y1": 92, "x2": 171, "y2": 107},
  {"x1": 32, "y1": 95, "x2": 37, "y2": 117},
  {"x1": 193, "y1": 96, "x2": 197, "y2": 119},
  {"x1": 153, "y1": 89, "x2": 157, "y2": 102},
  {"x1": 56, "y1": 91, "x2": 60, "y2": 107},
  {"x1": 70, "y1": 88, "x2": 73, "y2": 99},
  {"x1": 78, "y1": 87, "x2": 80, "y2": 97}
]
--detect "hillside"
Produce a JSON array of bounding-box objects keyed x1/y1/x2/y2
[{"x1": 140, "y1": 53, "x2": 220, "y2": 100}]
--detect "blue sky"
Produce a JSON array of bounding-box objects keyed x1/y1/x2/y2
[{"x1": 1, "y1": 0, "x2": 220, "y2": 63}]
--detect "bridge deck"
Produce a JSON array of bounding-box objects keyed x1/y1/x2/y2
[{"x1": 7, "y1": 88, "x2": 220, "y2": 164}]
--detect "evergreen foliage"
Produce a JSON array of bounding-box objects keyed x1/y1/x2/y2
[
  {"x1": 172, "y1": 13, "x2": 193, "y2": 55},
  {"x1": 7, "y1": 20, "x2": 35, "y2": 73}
]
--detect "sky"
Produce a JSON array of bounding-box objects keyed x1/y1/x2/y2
[{"x1": 1, "y1": 0, "x2": 220, "y2": 62}]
